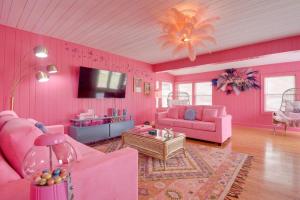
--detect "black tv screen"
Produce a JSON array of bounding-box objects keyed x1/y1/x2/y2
[{"x1": 77, "y1": 66, "x2": 127, "y2": 98}]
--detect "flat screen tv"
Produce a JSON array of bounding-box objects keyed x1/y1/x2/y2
[{"x1": 77, "y1": 66, "x2": 127, "y2": 98}]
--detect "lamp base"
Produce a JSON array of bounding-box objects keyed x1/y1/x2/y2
[{"x1": 9, "y1": 96, "x2": 14, "y2": 111}]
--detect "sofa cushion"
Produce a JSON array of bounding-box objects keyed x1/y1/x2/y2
[
  {"x1": 0, "y1": 118, "x2": 44, "y2": 176},
  {"x1": 203, "y1": 108, "x2": 218, "y2": 122},
  {"x1": 196, "y1": 108, "x2": 203, "y2": 121},
  {"x1": 192, "y1": 121, "x2": 216, "y2": 132},
  {"x1": 167, "y1": 108, "x2": 178, "y2": 119},
  {"x1": 173, "y1": 105, "x2": 186, "y2": 119},
  {"x1": 0, "y1": 152, "x2": 21, "y2": 184},
  {"x1": 172, "y1": 119, "x2": 193, "y2": 129},
  {"x1": 203, "y1": 105, "x2": 226, "y2": 117},
  {"x1": 158, "y1": 118, "x2": 174, "y2": 126},
  {"x1": 184, "y1": 109, "x2": 196, "y2": 120}
]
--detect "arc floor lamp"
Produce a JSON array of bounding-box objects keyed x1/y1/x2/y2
[{"x1": 9, "y1": 45, "x2": 58, "y2": 111}]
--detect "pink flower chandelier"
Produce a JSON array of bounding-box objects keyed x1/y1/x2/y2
[{"x1": 158, "y1": 3, "x2": 219, "y2": 61}]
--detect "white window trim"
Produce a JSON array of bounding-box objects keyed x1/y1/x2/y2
[
  {"x1": 263, "y1": 75, "x2": 296, "y2": 112},
  {"x1": 161, "y1": 82, "x2": 173, "y2": 108}
]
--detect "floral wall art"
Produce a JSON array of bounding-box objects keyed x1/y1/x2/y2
[{"x1": 212, "y1": 68, "x2": 260, "y2": 95}]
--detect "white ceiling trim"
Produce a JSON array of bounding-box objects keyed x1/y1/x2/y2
[{"x1": 165, "y1": 51, "x2": 300, "y2": 75}]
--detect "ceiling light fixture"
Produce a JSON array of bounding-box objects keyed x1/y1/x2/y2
[{"x1": 159, "y1": 3, "x2": 219, "y2": 61}]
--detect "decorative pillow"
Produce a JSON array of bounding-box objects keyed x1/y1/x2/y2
[
  {"x1": 184, "y1": 109, "x2": 196, "y2": 120},
  {"x1": 195, "y1": 108, "x2": 203, "y2": 121},
  {"x1": 293, "y1": 101, "x2": 300, "y2": 113},
  {"x1": 0, "y1": 152, "x2": 21, "y2": 184},
  {"x1": 285, "y1": 101, "x2": 294, "y2": 112},
  {"x1": 35, "y1": 122, "x2": 48, "y2": 133},
  {"x1": 203, "y1": 109, "x2": 218, "y2": 122},
  {"x1": 0, "y1": 118, "x2": 43, "y2": 176},
  {"x1": 167, "y1": 108, "x2": 178, "y2": 119},
  {"x1": 174, "y1": 105, "x2": 186, "y2": 119}
]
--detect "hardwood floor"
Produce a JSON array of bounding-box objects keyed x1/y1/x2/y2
[{"x1": 189, "y1": 126, "x2": 300, "y2": 200}]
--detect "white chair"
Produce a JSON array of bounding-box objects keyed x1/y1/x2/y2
[{"x1": 273, "y1": 88, "x2": 300, "y2": 134}]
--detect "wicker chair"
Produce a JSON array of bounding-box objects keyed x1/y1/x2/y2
[
  {"x1": 167, "y1": 92, "x2": 191, "y2": 107},
  {"x1": 273, "y1": 88, "x2": 300, "y2": 134}
]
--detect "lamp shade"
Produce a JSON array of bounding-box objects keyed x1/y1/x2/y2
[
  {"x1": 34, "y1": 45, "x2": 48, "y2": 58},
  {"x1": 36, "y1": 71, "x2": 49, "y2": 82},
  {"x1": 47, "y1": 65, "x2": 58, "y2": 74}
]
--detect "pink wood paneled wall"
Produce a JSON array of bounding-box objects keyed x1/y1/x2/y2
[
  {"x1": 153, "y1": 35, "x2": 300, "y2": 72},
  {"x1": 156, "y1": 72, "x2": 175, "y2": 92},
  {"x1": 175, "y1": 61, "x2": 300, "y2": 128},
  {"x1": 0, "y1": 24, "x2": 155, "y2": 125}
]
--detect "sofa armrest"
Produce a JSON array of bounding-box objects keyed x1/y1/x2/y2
[
  {"x1": 72, "y1": 147, "x2": 138, "y2": 200},
  {"x1": 46, "y1": 125, "x2": 64, "y2": 134},
  {"x1": 0, "y1": 179, "x2": 29, "y2": 200},
  {"x1": 215, "y1": 115, "x2": 232, "y2": 143},
  {"x1": 155, "y1": 111, "x2": 168, "y2": 120}
]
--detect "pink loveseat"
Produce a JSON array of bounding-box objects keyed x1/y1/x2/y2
[
  {"x1": 0, "y1": 111, "x2": 138, "y2": 200},
  {"x1": 155, "y1": 105, "x2": 232, "y2": 145}
]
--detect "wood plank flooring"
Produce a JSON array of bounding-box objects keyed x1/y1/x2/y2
[{"x1": 189, "y1": 126, "x2": 300, "y2": 200}]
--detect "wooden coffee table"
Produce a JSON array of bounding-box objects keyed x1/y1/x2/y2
[{"x1": 122, "y1": 129, "x2": 186, "y2": 169}]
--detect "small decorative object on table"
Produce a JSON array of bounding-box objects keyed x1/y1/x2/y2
[
  {"x1": 122, "y1": 109, "x2": 127, "y2": 121},
  {"x1": 163, "y1": 128, "x2": 174, "y2": 139},
  {"x1": 148, "y1": 130, "x2": 157, "y2": 136},
  {"x1": 22, "y1": 133, "x2": 77, "y2": 200}
]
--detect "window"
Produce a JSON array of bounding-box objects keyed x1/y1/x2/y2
[
  {"x1": 156, "y1": 81, "x2": 160, "y2": 90},
  {"x1": 161, "y1": 82, "x2": 173, "y2": 108},
  {"x1": 264, "y1": 76, "x2": 295, "y2": 111},
  {"x1": 195, "y1": 82, "x2": 212, "y2": 105},
  {"x1": 177, "y1": 83, "x2": 193, "y2": 104}
]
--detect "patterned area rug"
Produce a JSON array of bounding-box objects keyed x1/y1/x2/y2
[{"x1": 91, "y1": 138, "x2": 252, "y2": 200}]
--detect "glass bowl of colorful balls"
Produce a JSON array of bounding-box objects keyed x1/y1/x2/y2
[{"x1": 22, "y1": 133, "x2": 77, "y2": 200}]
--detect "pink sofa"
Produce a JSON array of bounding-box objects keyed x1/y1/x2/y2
[
  {"x1": 0, "y1": 111, "x2": 138, "y2": 200},
  {"x1": 155, "y1": 105, "x2": 232, "y2": 145}
]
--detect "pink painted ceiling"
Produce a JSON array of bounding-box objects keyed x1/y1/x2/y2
[{"x1": 1, "y1": 0, "x2": 300, "y2": 64}]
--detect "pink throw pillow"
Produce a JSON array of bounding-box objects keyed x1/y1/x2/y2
[
  {"x1": 203, "y1": 109, "x2": 218, "y2": 122},
  {"x1": 174, "y1": 106, "x2": 186, "y2": 119},
  {"x1": 167, "y1": 108, "x2": 178, "y2": 119},
  {"x1": 0, "y1": 118, "x2": 43, "y2": 176},
  {"x1": 196, "y1": 108, "x2": 203, "y2": 121},
  {"x1": 0, "y1": 152, "x2": 21, "y2": 184}
]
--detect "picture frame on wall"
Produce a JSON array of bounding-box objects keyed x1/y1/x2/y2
[
  {"x1": 134, "y1": 78, "x2": 142, "y2": 93},
  {"x1": 144, "y1": 82, "x2": 151, "y2": 95}
]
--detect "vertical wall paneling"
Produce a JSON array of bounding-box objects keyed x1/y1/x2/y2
[{"x1": 0, "y1": 24, "x2": 155, "y2": 125}]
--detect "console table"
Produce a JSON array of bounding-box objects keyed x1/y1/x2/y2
[{"x1": 69, "y1": 119, "x2": 134, "y2": 144}]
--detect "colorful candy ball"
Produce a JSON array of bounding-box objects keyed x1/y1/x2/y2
[
  {"x1": 39, "y1": 178, "x2": 47, "y2": 186},
  {"x1": 54, "y1": 176, "x2": 62, "y2": 184},
  {"x1": 47, "y1": 178, "x2": 55, "y2": 186},
  {"x1": 42, "y1": 173, "x2": 52, "y2": 180},
  {"x1": 52, "y1": 168, "x2": 61, "y2": 176},
  {"x1": 34, "y1": 176, "x2": 42, "y2": 185}
]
